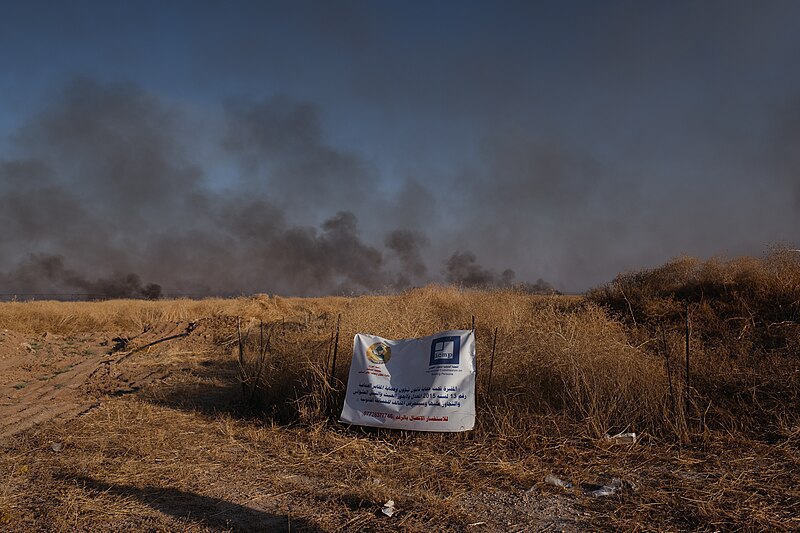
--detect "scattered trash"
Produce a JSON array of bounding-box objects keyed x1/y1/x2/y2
[
  {"x1": 381, "y1": 499, "x2": 396, "y2": 517},
  {"x1": 604, "y1": 431, "x2": 637, "y2": 445},
  {"x1": 110, "y1": 337, "x2": 130, "y2": 353},
  {"x1": 610, "y1": 477, "x2": 637, "y2": 492},
  {"x1": 584, "y1": 477, "x2": 636, "y2": 497},
  {"x1": 588, "y1": 486, "x2": 616, "y2": 498},
  {"x1": 50, "y1": 442, "x2": 62, "y2": 452},
  {"x1": 544, "y1": 474, "x2": 573, "y2": 489},
  {"x1": 371, "y1": 478, "x2": 382, "y2": 486},
  {"x1": 20, "y1": 342, "x2": 34, "y2": 353}
]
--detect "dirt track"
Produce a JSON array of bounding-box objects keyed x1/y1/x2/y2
[{"x1": 0, "y1": 322, "x2": 195, "y2": 439}]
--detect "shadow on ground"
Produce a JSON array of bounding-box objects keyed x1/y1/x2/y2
[
  {"x1": 140, "y1": 356, "x2": 340, "y2": 428},
  {"x1": 63, "y1": 474, "x2": 320, "y2": 532},
  {"x1": 139, "y1": 357, "x2": 254, "y2": 419}
]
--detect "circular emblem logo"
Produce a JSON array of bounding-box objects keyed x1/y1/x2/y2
[{"x1": 366, "y1": 342, "x2": 392, "y2": 365}]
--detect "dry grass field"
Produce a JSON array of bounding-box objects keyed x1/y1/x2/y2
[{"x1": 1, "y1": 253, "x2": 799, "y2": 531}]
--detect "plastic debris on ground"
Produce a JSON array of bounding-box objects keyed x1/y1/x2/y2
[
  {"x1": 381, "y1": 499, "x2": 396, "y2": 517},
  {"x1": 584, "y1": 477, "x2": 637, "y2": 498},
  {"x1": 604, "y1": 431, "x2": 637, "y2": 445},
  {"x1": 544, "y1": 474, "x2": 573, "y2": 489},
  {"x1": 588, "y1": 486, "x2": 617, "y2": 498}
]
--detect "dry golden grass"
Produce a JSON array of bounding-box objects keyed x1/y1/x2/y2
[
  {"x1": 1, "y1": 274, "x2": 799, "y2": 531},
  {"x1": 241, "y1": 287, "x2": 669, "y2": 440},
  {"x1": 0, "y1": 294, "x2": 351, "y2": 336},
  {"x1": 588, "y1": 248, "x2": 800, "y2": 437}
]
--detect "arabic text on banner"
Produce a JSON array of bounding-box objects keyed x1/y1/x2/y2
[{"x1": 340, "y1": 330, "x2": 476, "y2": 432}]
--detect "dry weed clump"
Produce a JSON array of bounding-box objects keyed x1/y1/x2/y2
[
  {"x1": 0, "y1": 294, "x2": 344, "y2": 335},
  {"x1": 237, "y1": 318, "x2": 335, "y2": 423},
  {"x1": 239, "y1": 286, "x2": 671, "y2": 440},
  {"x1": 588, "y1": 248, "x2": 800, "y2": 436}
]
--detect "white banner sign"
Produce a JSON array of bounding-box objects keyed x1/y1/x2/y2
[{"x1": 340, "y1": 330, "x2": 476, "y2": 432}]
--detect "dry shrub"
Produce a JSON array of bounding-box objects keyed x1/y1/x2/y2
[
  {"x1": 588, "y1": 248, "x2": 800, "y2": 353},
  {"x1": 588, "y1": 248, "x2": 800, "y2": 436},
  {"x1": 240, "y1": 286, "x2": 671, "y2": 440},
  {"x1": 237, "y1": 318, "x2": 336, "y2": 423},
  {"x1": 492, "y1": 303, "x2": 667, "y2": 437}
]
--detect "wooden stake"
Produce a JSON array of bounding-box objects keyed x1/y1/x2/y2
[
  {"x1": 328, "y1": 314, "x2": 342, "y2": 418},
  {"x1": 330, "y1": 314, "x2": 341, "y2": 389},
  {"x1": 324, "y1": 329, "x2": 334, "y2": 377},
  {"x1": 487, "y1": 326, "x2": 498, "y2": 395},
  {"x1": 685, "y1": 301, "x2": 691, "y2": 402},
  {"x1": 237, "y1": 317, "x2": 246, "y2": 396},
  {"x1": 662, "y1": 327, "x2": 675, "y2": 416},
  {"x1": 249, "y1": 320, "x2": 270, "y2": 403}
]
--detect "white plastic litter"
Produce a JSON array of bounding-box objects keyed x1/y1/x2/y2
[
  {"x1": 381, "y1": 499, "x2": 396, "y2": 517},
  {"x1": 605, "y1": 431, "x2": 637, "y2": 444},
  {"x1": 587, "y1": 477, "x2": 636, "y2": 497},
  {"x1": 588, "y1": 486, "x2": 617, "y2": 498},
  {"x1": 544, "y1": 474, "x2": 573, "y2": 489}
]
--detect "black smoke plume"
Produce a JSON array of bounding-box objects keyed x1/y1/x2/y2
[
  {"x1": 0, "y1": 78, "x2": 534, "y2": 299},
  {"x1": 445, "y1": 251, "x2": 515, "y2": 288},
  {"x1": 385, "y1": 229, "x2": 429, "y2": 287},
  {"x1": 0, "y1": 254, "x2": 161, "y2": 299}
]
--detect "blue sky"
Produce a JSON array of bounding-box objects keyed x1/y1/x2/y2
[{"x1": 1, "y1": 1, "x2": 800, "y2": 295}]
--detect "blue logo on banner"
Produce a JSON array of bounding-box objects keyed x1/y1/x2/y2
[{"x1": 430, "y1": 336, "x2": 461, "y2": 366}]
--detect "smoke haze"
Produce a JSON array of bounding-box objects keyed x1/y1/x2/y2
[
  {"x1": 1, "y1": 2, "x2": 799, "y2": 297},
  {"x1": 0, "y1": 78, "x2": 524, "y2": 297}
]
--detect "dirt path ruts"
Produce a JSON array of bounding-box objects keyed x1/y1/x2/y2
[
  {"x1": 0, "y1": 354, "x2": 106, "y2": 438},
  {"x1": 0, "y1": 322, "x2": 195, "y2": 439}
]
